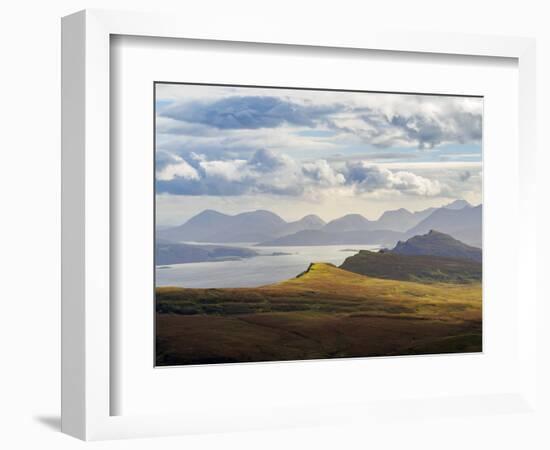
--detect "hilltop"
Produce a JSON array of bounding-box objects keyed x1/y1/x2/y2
[{"x1": 391, "y1": 230, "x2": 482, "y2": 263}]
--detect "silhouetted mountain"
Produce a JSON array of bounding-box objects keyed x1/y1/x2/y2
[
  {"x1": 405, "y1": 204, "x2": 482, "y2": 247},
  {"x1": 374, "y1": 201, "x2": 472, "y2": 232},
  {"x1": 414, "y1": 207, "x2": 438, "y2": 220},
  {"x1": 375, "y1": 208, "x2": 414, "y2": 232},
  {"x1": 443, "y1": 199, "x2": 472, "y2": 210},
  {"x1": 158, "y1": 210, "x2": 328, "y2": 243},
  {"x1": 375, "y1": 207, "x2": 436, "y2": 232},
  {"x1": 159, "y1": 209, "x2": 289, "y2": 243},
  {"x1": 258, "y1": 229, "x2": 403, "y2": 247},
  {"x1": 322, "y1": 214, "x2": 374, "y2": 233},
  {"x1": 158, "y1": 201, "x2": 481, "y2": 246},
  {"x1": 391, "y1": 230, "x2": 481, "y2": 262},
  {"x1": 156, "y1": 241, "x2": 258, "y2": 265},
  {"x1": 339, "y1": 249, "x2": 482, "y2": 283},
  {"x1": 283, "y1": 214, "x2": 326, "y2": 235}
]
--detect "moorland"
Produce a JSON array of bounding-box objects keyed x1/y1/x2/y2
[{"x1": 156, "y1": 230, "x2": 482, "y2": 366}]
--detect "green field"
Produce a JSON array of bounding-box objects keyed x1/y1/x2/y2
[{"x1": 156, "y1": 262, "x2": 482, "y2": 366}]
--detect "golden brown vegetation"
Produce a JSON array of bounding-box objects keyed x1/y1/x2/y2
[{"x1": 156, "y1": 263, "x2": 482, "y2": 365}]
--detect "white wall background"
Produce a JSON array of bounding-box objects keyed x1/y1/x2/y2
[{"x1": 0, "y1": 1, "x2": 547, "y2": 449}]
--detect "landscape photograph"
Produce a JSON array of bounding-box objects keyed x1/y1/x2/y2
[{"x1": 155, "y1": 82, "x2": 483, "y2": 366}]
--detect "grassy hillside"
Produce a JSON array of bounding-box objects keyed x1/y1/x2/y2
[
  {"x1": 156, "y1": 263, "x2": 482, "y2": 366},
  {"x1": 340, "y1": 250, "x2": 481, "y2": 283}
]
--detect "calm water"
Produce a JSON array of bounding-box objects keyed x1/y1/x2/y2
[{"x1": 155, "y1": 243, "x2": 380, "y2": 288}]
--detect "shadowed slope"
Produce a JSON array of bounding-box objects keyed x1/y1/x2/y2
[
  {"x1": 339, "y1": 250, "x2": 481, "y2": 283},
  {"x1": 391, "y1": 230, "x2": 482, "y2": 262}
]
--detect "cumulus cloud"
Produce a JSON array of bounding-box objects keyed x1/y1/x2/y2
[
  {"x1": 200, "y1": 159, "x2": 248, "y2": 182},
  {"x1": 157, "y1": 149, "x2": 303, "y2": 196},
  {"x1": 302, "y1": 160, "x2": 346, "y2": 187},
  {"x1": 154, "y1": 85, "x2": 481, "y2": 207},
  {"x1": 344, "y1": 161, "x2": 442, "y2": 196},
  {"x1": 156, "y1": 154, "x2": 200, "y2": 181},
  {"x1": 248, "y1": 148, "x2": 290, "y2": 173},
  {"x1": 156, "y1": 149, "x2": 443, "y2": 198}
]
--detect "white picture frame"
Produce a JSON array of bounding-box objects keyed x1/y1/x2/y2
[{"x1": 61, "y1": 9, "x2": 537, "y2": 441}]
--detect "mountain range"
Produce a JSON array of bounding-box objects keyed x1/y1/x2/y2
[
  {"x1": 158, "y1": 200, "x2": 481, "y2": 248},
  {"x1": 158, "y1": 209, "x2": 326, "y2": 243}
]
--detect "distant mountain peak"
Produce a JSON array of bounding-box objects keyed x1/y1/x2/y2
[
  {"x1": 301, "y1": 214, "x2": 323, "y2": 220},
  {"x1": 329, "y1": 213, "x2": 370, "y2": 224},
  {"x1": 238, "y1": 209, "x2": 282, "y2": 217},
  {"x1": 373, "y1": 207, "x2": 430, "y2": 232},
  {"x1": 331, "y1": 213, "x2": 369, "y2": 221},
  {"x1": 159, "y1": 208, "x2": 328, "y2": 244},
  {"x1": 184, "y1": 209, "x2": 229, "y2": 225},
  {"x1": 444, "y1": 199, "x2": 472, "y2": 210},
  {"x1": 298, "y1": 214, "x2": 325, "y2": 225},
  {"x1": 405, "y1": 203, "x2": 482, "y2": 247},
  {"x1": 197, "y1": 209, "x2": 227, "y2": 216},
  {"x1": 323, "y1": 213, "x2": 372, "y2": 233},
  {"x1": 381, "y1": 207, "x2": 410, "y2": 216}
]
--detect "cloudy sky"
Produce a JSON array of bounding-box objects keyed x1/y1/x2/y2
[{"x1": 155, "y1": 83, "x2": 482, "y2": 226}]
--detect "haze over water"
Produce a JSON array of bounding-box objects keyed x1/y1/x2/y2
[{"x1": 156, "y1": 243, "x2": 380, "y2": 288}]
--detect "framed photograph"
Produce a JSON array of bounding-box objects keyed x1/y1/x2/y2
[
  {"x1": 62, "y1": 9, "x2": 538, "y2": 441},
  {"x1": 153, "y1": 82, "x2": 484, "y2": 367}
]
